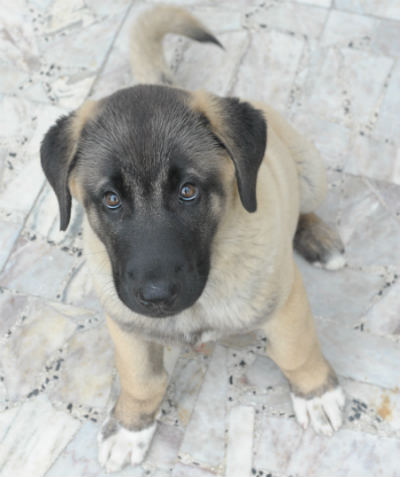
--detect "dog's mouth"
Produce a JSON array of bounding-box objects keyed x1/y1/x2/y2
[
  {"x1": 120, "y1": 294, "x2": 195, "y2": 319},
  {"x1": 116, "y1": 274, "x2": 205, "y2": 318}
]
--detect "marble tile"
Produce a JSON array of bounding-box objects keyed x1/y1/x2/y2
[
  {"x1": 335, "y1": 0, "x2": 400, "y2": 22},
  {"x1": 0, "y1": 234, "x2": 78, "y2": 300},
  {"x1": 299, "y1": 47, "x2": 393, "y2": 127},
  {"x1": 163, "y1": 344, "x2": 182, "y2": 377},
  {"x1": 316, "y1": 317, "x2": 400, "y2": 389},
  {"x1": 245, "y1": 2, "x2": 328, "y2": 38},
  {"x1": 61, "y1": 260, "x2": 102, "y2": 313},
  {"x1": 343, "y1": 379, "x2": 400, "y2": 433},
  {"x1": 146, "y1": 422, "x2": 183, "y2": 471},
  {"x1": 0, "y1": 296, "x2": 94, "y2": 402},
  {"x1": 88, "y1": 1, "x2": 154, "y2": 100},
  {"x1": 255, "y1": 414, "x2": 400, "y2": 476},
  {"x1": 225, "y1": 406, "x2": 255, "y2": 477},
  {"x1": 178, "y1": 346, "x2": 227, "y2": 471},
  {"x1": 176, "y1": 31, "x2": 249, "y2": 96},
  {"x1": 372, "y1": 19, "x2": 400, "y2": 58},
  {"x1": 0, "y1": 2, "x2": 40, "y2": 94},
  {"x1": 0, "y1": 97, "x2": 66, "y2": 220},
  {"x1": 363, "y1": 280, "x2": 400, "y2": 337},
  {"x1": 0, "y1": 394, "x2": 81, "y2": 477},
  {"x1": 172, "y1": 463, "x2": 217, "y2": 477},
  {"x1": 368, "y1": 178, "x2": 400, "y2": 219},
  {"x1": 48, "y1": 325, "x2": 114, "y2": 409},
  {"x1": 296, "y1": 256, "x2": 387, "y2": 324},
  {"x1": 25, "y1": 184, "x2": 84, "y2": 249},
  {"x1": 188, "y1": 5, "x2": 243, "y2": 34},
  {"x1": 0, "y1": 288, "x2": 29, "y2": 341},
  {"x1": 344, "y1": 133, "x2": 399, "y2": 184},
  {"x1": 240, "y1": 354, "x2": 287, "y2": 391},
  {"x1": 291, "y1": 111, "x2": 352, "y2": 169},
  {"x1": 234, "y1": 30, "x2": 304, "y2": 111},
  {"x1": 0, "y1": 220, "x2": 22, "y2": 272},
  {"x1": 295, "y1": 0, "x2": 331, "y2": 6},
  {"x1": 46, "y1": 420, "x2": 146, "y2": 477},
  {"x1": 338, "y1": 175, "x2": 400, "y2": 267},
  {"x1": 161, "y1": 354, "x2": 207, "y2": 428},
  {"x1": 321, "y1": 10, "x2": 377, "y2": 49},
  {"x1": 374, "y1": 62, "x2": 400, "y2": 143}
]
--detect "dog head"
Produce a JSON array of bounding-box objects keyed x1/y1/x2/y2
[{"x1": 41, "y1": 85, "x2": 266, "y2": 317}]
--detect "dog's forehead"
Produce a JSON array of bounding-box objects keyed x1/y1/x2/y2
[{"x1": 78, "y1": 85, "x2": 221, "y2": 195}]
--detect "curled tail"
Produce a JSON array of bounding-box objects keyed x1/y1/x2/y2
[{"x1": 130, "y1": 5, "x2": 222, "y2": 85}]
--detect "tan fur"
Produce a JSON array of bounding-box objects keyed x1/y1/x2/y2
[
  {"x1": 190, "y1": 90, "x2": 229, "y2": 140},
  {"x1": 106, "y1": 316, "x2": 168, "y2": 431},
  {"x1": 130, "y1": 6, "x2": 219, "y2": 84},
  {"x1": 262, "y1": 261, "x2": 336, "y2": 396},
  {"x1": 83, "y1": 97, "x2": 335, "y2": 402},
  {"x1": 257, "y1": 104, "x2": 327, "y2": 214},
  {"x1": 68, "y1": 100, "x2": 99, "y2": 201},
  {"x1": 70, "y1": 7, "x2": 344, "y2": 442}
]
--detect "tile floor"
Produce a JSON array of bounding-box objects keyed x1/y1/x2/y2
[{"x1": 1, "y1": 0, "x2": 400, "y2": 476}]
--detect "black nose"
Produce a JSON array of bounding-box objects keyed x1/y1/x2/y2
[{"x1": 137, "y1": 280, "x2": 179, "y2": 308}]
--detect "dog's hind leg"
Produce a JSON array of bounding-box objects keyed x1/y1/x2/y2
[{"x1": 294, "y1": 212, "x2": 346, "y2": 270}]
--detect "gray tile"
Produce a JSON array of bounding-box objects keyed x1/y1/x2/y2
[
  {"x1": 317, "y1": 318, "x2": 400, "y2": 389},
  {"x1": 335, "y1": 0, "x2": 400, "y2": 22},
  {"x1": 178, "y1": 346, "x2": 227, "y2": 470},
  {"x1": 234, "y1": 30, "x2": 304, "y2": 112},
  {"x1": 254, "y1": 414, "x2": 400, "y2": 476},
  {"x1": 0, "y1": 395, "x2": 81, "y2": 477},
  {"x1": 296, "y1": 256, "x2": 387, "y2": 324},
  {"x1": 0, "y1": 234, "x2": 78, "y2": 301}
]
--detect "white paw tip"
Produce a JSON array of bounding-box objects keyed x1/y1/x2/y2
[
  {"x1": 98, "y1": 422, "x2": 156, "y2": 472},
  {"x1": 324, "y1": 253, "x2": 346, "y2": 271},
  {"x1": 291, "y1": 386, "x2": 345, "y2": 436}
]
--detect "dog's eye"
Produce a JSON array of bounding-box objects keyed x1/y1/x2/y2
[
  {"x1": 179, "y1": 183, "x2": 198, "y2": 201},
  {"x1": 104, "y1": 191, "x2": 121, "y2": 209}
]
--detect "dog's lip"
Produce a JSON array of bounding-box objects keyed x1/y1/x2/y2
[{"x1": 124, "y1": 299, "x2": 186, "y2": 318}]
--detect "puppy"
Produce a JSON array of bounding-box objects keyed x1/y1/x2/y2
[{"x1": 40, "y1": 5, "x2": 346, "y2": 472}]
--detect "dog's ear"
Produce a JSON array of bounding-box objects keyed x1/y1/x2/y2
[
  {"x1": 191, "y1": 90, "x2": 267, "y2": 212},
  {"x1": 40, "y1": 101, "x2": 97, "y2": 231}
]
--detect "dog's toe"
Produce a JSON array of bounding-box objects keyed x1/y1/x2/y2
[
  {"x1": 98, "y1": 420, "x2": 156, "y2": 473},
  {"x1": 291, "y1": 386, "x2": 345, "y2": 436}
]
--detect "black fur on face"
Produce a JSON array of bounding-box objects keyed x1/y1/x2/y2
[{"x1": 75, "y1": 86, "x2": 227, "y2": 317}]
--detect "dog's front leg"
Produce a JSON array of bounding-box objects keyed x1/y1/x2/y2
[
  {"x1": 98, "y1": 316, "x2": 168, "y2": 473},
  {"x1": 262, "y1": 262, "x2": 345, "y2": 435}
]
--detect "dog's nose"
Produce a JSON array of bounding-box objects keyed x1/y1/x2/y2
[{"x1": 137, "y1": 280, "x2": 179, "y2": 307}]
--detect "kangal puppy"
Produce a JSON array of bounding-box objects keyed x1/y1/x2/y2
[{"x1": 41, "y1": 5, "x2": 346, "y2": 472}]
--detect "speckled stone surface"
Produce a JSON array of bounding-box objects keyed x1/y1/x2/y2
[{"x1": 1, "y1": 0, "x2": 400, "y2": 476}]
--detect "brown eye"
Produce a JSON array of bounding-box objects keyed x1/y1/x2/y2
[
  {"x1": 179, "y1": 183, "x2": 198, "y2": 201},
  {"x1": 104, "y1": 191, "x2": 121, "y2": 209}
]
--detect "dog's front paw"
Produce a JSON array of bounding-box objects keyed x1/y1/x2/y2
[
  {"x1": 291, "y1": 386, "x2": 345, "y2": 436},
  {"x1": 97, "y1": 417, "x2": 156, "y2": 473}
]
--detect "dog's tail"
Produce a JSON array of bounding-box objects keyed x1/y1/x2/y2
[
  {"x1": 294, "y1": 213, "x2": 346, "y2": 270},
  {"x1": 130, "y1": 4, "x2": 222, "y2": 85}
]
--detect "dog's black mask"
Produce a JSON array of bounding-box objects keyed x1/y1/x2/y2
[{"x1": 40, "y1": 85, "x2": 267, "y2": 318}]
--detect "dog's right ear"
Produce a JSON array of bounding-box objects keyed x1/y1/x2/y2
[{"x1": 40, "y1": 101, "x2": 97, "y2": 231}]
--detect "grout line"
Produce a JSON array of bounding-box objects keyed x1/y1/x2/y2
[
  {"x1": 331, "y1": 3, "x2": 400, "y2": 23},
  {"x1": 87, "y1": 0, "x2": 136, "y2": 99},
  {"x1": 0, "y1": 180, "x2": 46, "y2": 276}
]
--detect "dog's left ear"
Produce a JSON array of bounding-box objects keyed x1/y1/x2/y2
[
  {"x1": 191, "y1": 91, "x2": 267, "y2": 212},
  {"x1": 40, "y1": 101, "x2": 98, "y2": 231}
]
